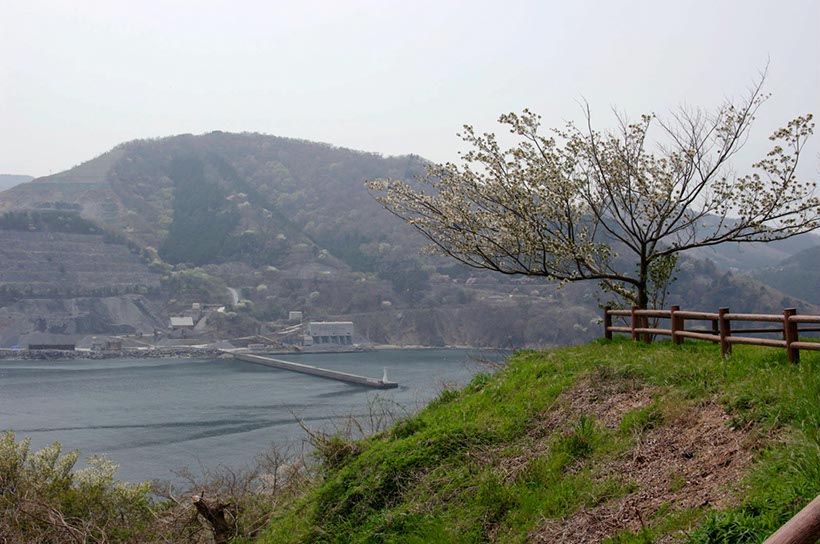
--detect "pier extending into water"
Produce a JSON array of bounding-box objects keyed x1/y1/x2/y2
[{"x1": 227, "y1": 352, "x2": 398, "y2": 389}]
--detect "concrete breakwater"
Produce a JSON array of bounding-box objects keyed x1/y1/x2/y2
[{"x1": 230, "y1": 352, "x2": 399, "y2": 389}]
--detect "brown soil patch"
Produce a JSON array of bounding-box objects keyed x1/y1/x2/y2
[
  {"x1": 466, "y1": 372, "x2": 755, "y2": 542},
  {"x1": 551, "y1": 373, "x2": 658, "y2": 430},
  {"x1": 530, "y1": 400, "x2": 754, "y2": 543},
  {"x1": 469, "y1": 374, "x2": 658, "y2": 482}
]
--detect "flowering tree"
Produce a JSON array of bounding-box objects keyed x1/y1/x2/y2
[{"x1": 367, "y1": 79, "x2": 818, "y2": 309}]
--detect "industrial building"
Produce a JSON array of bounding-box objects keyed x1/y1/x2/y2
[{"x1": 305, "y1": 321, "x2": 354, "y2": 346}]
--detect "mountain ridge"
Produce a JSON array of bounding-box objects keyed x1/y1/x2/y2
[{"x1": 0, "y1": 132, "x2": 816, "y2": 348}]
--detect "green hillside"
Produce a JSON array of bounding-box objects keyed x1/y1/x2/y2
[{"x1": 258, "y1": 340, "x2": 819, "y2": 543}]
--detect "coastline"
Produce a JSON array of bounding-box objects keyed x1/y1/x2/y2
[
  {"x1": 0, "y1": 343, "x2": 492, "y2": 361},
  {"x1": 0, "y1": 346, "x2": 227, "y2": 361}
]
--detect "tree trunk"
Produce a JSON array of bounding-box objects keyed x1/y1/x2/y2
[
  {"x1": 637, "y1": 256, "x2": 651, "y2": 341},
  {"x1": 638, "y1": 255, "x2": 649, "y2": 310},
  {"x1": 192, "y1": 495, "x2": 234, "y2": 544},
  {"x1": 637, "y1": 283, "x2": 648, "y2": 310}
]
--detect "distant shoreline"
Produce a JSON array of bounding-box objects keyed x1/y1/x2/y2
[
  {"x1": 0, "y1": 344, "x2": 493, "y2": 361},
  {"x1": 0, "y1": 347, "x2": 226, "y2": 361}
]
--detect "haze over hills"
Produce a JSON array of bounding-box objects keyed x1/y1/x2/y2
[
  {"x1": 751, "y1": 245, "x2": 820, "y2": 305},
  {"x1": 0, "y1": 132, "x2": 816, "y2": 348},
  {"x1": 0, "y1": 174, "x2": 33, "y2": 192},
  {"x1": 685, "y1": 217, "x2": 820, "y2": 272}
]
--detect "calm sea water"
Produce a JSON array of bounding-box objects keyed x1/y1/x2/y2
[{"x1": 0, "y1": 349, "x2": 498, "y2": 483}]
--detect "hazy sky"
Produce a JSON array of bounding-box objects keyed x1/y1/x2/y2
[{"x1": 2, "y1": 0, "x2": 818, "y2": 177}]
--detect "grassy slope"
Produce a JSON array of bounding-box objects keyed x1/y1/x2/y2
[{"x1": 257, "y1": 339, "x2": 819, "y2": 543}]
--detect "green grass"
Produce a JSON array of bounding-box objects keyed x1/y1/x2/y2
[
  {"x1": 619, "y1": 402, "x2": 664, "y2": 435},
  {"x1": 256, "y1": 339, "x2": 819, "y2": 543}
]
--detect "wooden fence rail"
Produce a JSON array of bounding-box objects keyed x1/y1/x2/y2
[
  {"x1": 604, "y1": 305, "x2": 820, "y2": 363},
  {"x1": 763, "y1": 494, "x2": 820, "y2": 544}
]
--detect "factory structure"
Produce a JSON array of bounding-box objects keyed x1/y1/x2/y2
[{"x1": 304, "y1": 321, "x2": 355, "y2": 346}]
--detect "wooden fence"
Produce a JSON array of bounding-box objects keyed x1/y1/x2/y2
[
  {"x1": 763, "y1": 493, "x2": 820, "y2": 543},
  {"x1": 604, "y1": 305, "x2": 820, "y2": 363}
]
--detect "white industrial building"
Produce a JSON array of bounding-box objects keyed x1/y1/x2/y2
[
  {"x1": 169, "y1": 316, "x2": 194, "y2": 329},
  {"x1": 305, "y1": 321, "x2": 354, "y2": 346},
  {"x1": 288, "y1": 311, "x2": 303, "y2": 323}
]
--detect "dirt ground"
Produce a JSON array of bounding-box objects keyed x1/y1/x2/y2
[{"x1": 526, "y1": 374, "x2": 755, "y2": 543}]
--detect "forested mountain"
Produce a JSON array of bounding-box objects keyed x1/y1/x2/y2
[
  {"x1": 0, "y1": 133, "x2": 428, "y2": 268},
  {"x1": 0, "y1": 132, "x2": 816, "y2": 348}
]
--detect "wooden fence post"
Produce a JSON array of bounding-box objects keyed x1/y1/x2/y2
[
  {"x1": 631, "y1": 305, "x2": 639, "y2": 342},
  {"x1": 604, "y1": 305, "x2": 613, "y2": 340},
  {"x1": 784, "y1": 308, "x2": 799, "y2": 364},
  {"x1": 670, "y1": 305, "x2": 681, "y2": 345},
  {"x1": 718, "y1": 307, "x2": 731, "y2": 358}
]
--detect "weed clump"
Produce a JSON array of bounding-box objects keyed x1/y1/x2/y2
[{"x1": 620, "y1": 404, "x2": 664, "y2": 435}]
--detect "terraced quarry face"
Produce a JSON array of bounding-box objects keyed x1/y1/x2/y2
[
  {"x1": 0, "y1": 228, "x2": 164, "y2": 347},
  {"x1": 0, "y1": 230, "x2": 159, "y2": 297}
]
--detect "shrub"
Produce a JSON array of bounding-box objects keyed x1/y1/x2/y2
[{"x1": 0, "y1": 431, "x2": 153, "y2": 543}]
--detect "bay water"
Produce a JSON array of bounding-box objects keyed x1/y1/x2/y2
[{"x1": 0, "y1": 349, "x2": 498, "y2": 483}]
